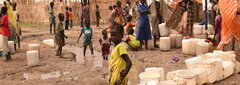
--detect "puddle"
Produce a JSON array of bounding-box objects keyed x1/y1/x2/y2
[
  {"x1": 23, "y1": 71, "x2": 71, "y2": 80},
  {"x1": 63, "y1": 45, "x2": 105, "y2": 68}
]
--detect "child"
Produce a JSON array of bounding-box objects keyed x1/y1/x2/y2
[
  {"x1": 0, "y1": 6, "x2": 11, "y2": 61},
  {"x1": 125, "y1": 28, "x2": 140, "y2": 51},
  {"x1": 13, "y1": 2, "x2": 21, "y2": 49},
  {"x1": 55, "y1": 13, "x2": 68, "y2": 58},
  {"x1": 99, "y1": 29, "x2": 111, "y2": 60},
  {"x1": 4, "y1": 0, "x2": 17, "y2": 51},
  {"x1": 65, "y1": 7, "x2": 69, "y2": 30},
  {"x1": 49, "y1": 2, "x2": 56, "y2": 34},
  {"x1": 77, "y1": 23, "x2": 94, "y2": 57},
  {"x1": 124, "y1": 12, "x2": 135, "y2": 35},
  {"x1": 69, "y1": 8, "x2": 74, "y2": 29},
  {"x1": 109, "y1": 22, "x2": 132, "y2": 85},
  {"x1": 96, "y1": 5, "x2": 101, "y2": 27}
]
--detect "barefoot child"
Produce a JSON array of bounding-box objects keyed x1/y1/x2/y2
[
  {"x1": 99, "y1": 29, "x2": 111, "y2": 60},
  {"x1": 109, "y1": 22, "x2": 132, "y2": 85},
  {"x1": 77, "y1": 23, "x2": 94, "y2": 57},
  {"x1": 55, "y1": 13, "x2": 68, "y2": 58},
  {"x1": 0, "y1": 6, "x2": 11, "y2": 61}
]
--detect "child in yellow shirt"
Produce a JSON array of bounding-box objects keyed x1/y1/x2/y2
[{"x1": 109, "y1": 22, "x2": 132, "y2": 85}]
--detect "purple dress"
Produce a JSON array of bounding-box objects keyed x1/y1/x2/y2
[{"x1": 136, "y1": 4, "x2": 152, "y2": 41}]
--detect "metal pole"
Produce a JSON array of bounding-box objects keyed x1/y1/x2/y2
[{"x1": 205, "y1": 0, "x2": 208, "y2": 30}]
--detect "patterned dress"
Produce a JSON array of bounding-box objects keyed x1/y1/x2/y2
[
  {"x1": 81, "y1": 5, "x2": 90, "y2": 27},
  {"x1": 187, "y1": 1, "x2": 194, "y2": 36},
  {"x1": 55, "y1": 22, "x2": 65, "y2": 47}
]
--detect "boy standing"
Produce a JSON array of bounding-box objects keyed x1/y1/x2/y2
[
  {"x1": 65, "y1": 7, "x2": 70, "y2": 30},
  {"x1": 69, "y1": 8, "x2": 74, "y2": 29},
  {"x1": 77, "y1": 23, "x2": 94, "y2": 58},
  {"x1": 49, "y1": 2, "x2": 56, "y2": 34}
]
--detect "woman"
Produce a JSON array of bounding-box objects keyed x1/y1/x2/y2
[
  {"x1": 179, "y1": 1, "x2": 188, "y2": 34},
  {"x1": 136, "y1": 0, "x2": 152, "y2": 50},
  {"x1": 186, "y1": 0, "x2": 194, "y2": 36},
  {"x1": 218, "y1": 0, "x2": 240, "y2": 62},
  {"x1": 114, "y1": 1, "x2": 125, "y2": 25}
]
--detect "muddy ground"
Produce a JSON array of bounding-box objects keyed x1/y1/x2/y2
[{"x1": 0, "y1": 25, "x2": 239, "y2": 85}]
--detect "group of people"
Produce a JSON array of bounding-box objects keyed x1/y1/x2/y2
[
  {"x1": 0, "y1": 0, "x2": 238, "y2": 85},
  {"x1": 49, "y1": 2, "x2": 74, "y2": 35},
  {"x1": 51, "y1": 0, "x2": 167, "y2": 84},
  {"x1": 0, "y1": 0, "x2": 21, "y2": 61},
  {"x1": 106, "y1": 0, "x2": 164, "y2": 51}
]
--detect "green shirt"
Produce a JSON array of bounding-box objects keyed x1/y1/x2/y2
[{"x1": 81, "y1": 27, "x2": 92, "y2": 43}]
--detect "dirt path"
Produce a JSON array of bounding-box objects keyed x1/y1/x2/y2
[{"x1": 0, "y1": 25, "x2": 239, "y2": 85}]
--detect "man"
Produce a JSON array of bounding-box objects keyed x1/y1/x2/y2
[
  {"x1": 150, "y1": 0, "x2": 163, "y2": 48},
  {"x1": 199, "y1": 0, "x2": 213, "y2": 25}
]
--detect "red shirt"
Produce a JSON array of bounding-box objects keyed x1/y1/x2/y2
[{"x1": 1, "y1": 15, "x2": 10, "y2": 36}]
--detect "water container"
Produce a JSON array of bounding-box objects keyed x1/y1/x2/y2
[
  {"x1": 158, "y1": 80, "x2": 178, "y2": 85},
  {"x1": 8, "y1": 41, "x2": 15, "y2": 53},
  {"x1": 148, "y1": 39, "x2": 154, "y2": 50},
  {"x1": 189, "y1": 68, "x2": 208, "y2": 85},
  {"x1": 0, "y1": 35, "x2": 3, "y2": 49},
  {"x1": 27, "y1": 50, "x2": 39, "y2": 66},
  {"x1": 175, "y1": 34, "x2": 183, "y2": 48},
  {"x1": 0, "y1": 49, "x2": 5, "y2": 57},
  {"x1": 193, "y1": 25, "x2": 203, "y2": 35},
  {"x1": 43, "y1": 39, "x2": 55, "y2": 47},
  {"x1": 159, "y1": 23, "x2": 170, "y2": 37},
  {"x1": 185, "y1": 57, "x2": 203, "y2": 70},
  {"x1": 159, "y1": 37, "x2": 171, "y2": 51},
  {"x1": 176, "y1": 70, "x2": 196, "y2": 85},
  {"x1": 207, "y1": 25, "x2": 214, "y2": 35},
  {"x1": 222, "y1": 61, "x2": 234, "y2": 78},
  {"x1": 28, "y1": 44, "x2": 40, "y2": 51},
  {"x1": 170, "y1": 34, "x2": 176, "y2": 48},
  {"x1": 145, "y1": 67, "x2": 164, "y2": 81},
  {"x1": 182, "y1": 38, "x2": 203, "y2": 55},
  {"x1": 139, "y1": 72, "x2": 160, "y2": 83},
  {"x1": 196, "y1": 41, "x2": 210, "y2": 55}
]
